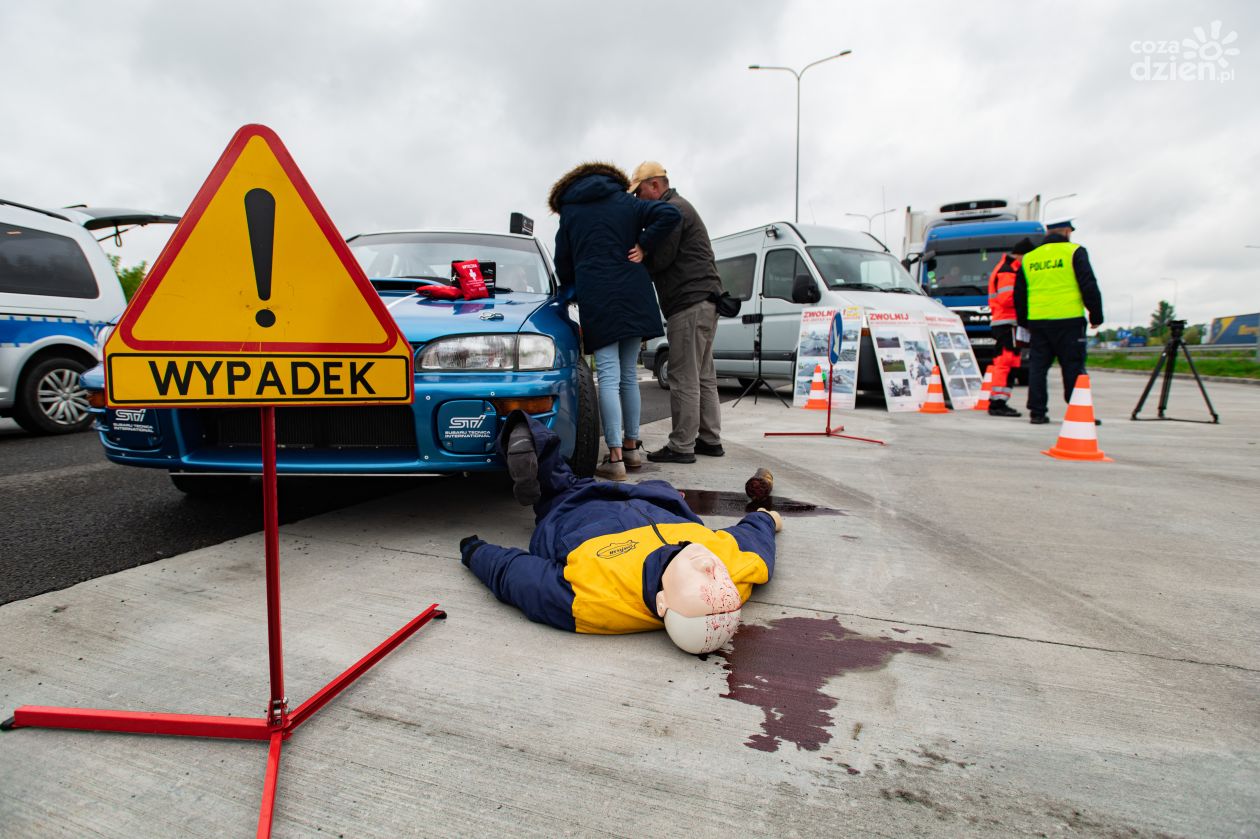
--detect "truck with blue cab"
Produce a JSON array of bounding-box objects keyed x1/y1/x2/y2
[{"x1": 902, "y1": 198, "x2": 1045, "y2": 372}]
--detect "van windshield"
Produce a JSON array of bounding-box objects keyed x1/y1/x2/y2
[{"x1": 806, "y1": 247, "x2": 923, "y2": 294}]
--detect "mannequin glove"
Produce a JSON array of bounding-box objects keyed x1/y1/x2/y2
[
  {"x1": 756, "y1": 508, "x2": 783, "y2": 533},
  {"x1": 459, "y1": 534, "x2": 486, "y2": 566}
]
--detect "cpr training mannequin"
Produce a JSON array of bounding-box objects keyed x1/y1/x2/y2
[{"x1": 459, "y1": 412, "x2": 781, "y2": 654}]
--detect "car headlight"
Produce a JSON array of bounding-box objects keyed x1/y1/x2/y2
[
  {"x1": 517, "y1": 334, "x2": 556, "y2": 371},
  {"x1": 417, "y1": 334, "x2": 555, "y2": 371}
]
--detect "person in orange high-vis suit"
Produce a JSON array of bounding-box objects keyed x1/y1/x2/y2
[{"x1": 986, "y1": 240, "x2": 1035, "y2": 417}]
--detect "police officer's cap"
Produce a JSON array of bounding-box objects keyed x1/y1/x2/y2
[{"x1": 1047, "y1": 218, "x2": 1076, "y2": 231}]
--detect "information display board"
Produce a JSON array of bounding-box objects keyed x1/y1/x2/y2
[
  {"x1": 926, "y1": 311, "x2": 982, "y2": 410},
  {"x1": 792, "y1": 306, "x2": 834, "y2": 406},
  {"x1": 867, "y1": 311, "x2": 934, "y2": 412}
]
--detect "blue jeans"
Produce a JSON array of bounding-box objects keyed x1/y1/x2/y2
[{"x1": 592, "y1": 338, "x2": 641, "y2": 448}]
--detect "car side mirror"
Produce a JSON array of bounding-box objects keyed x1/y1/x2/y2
[
  {"x1": 791, "y1": 274, "x2": 820, "y2": 305},
  {"x1": 902, "y1": 251, "x2": 921, "y2": 270}
]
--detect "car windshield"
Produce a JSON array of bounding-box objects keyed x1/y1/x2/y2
[
  {"x1": 806, "y1": 247, "x2": 923, "y2": 294},
  {"x1": 925, "y1": 250, "x2": 1006, "y2": 297},
  {"x1": 347, "y1": 232, "x2": 553, "y2": 294}
]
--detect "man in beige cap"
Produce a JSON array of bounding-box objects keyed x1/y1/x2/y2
[{"x1": 629, "y1": 161, "x2": 725, "y2": 464}]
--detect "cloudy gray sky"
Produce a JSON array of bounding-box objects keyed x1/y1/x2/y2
[{"x1": 4, "y1": 0, "x2": 1256, "y2": 328}]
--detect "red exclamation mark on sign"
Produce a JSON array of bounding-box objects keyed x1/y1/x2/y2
[{"x1": 245, "y1": 188, "x2": 276, "y2": 328}]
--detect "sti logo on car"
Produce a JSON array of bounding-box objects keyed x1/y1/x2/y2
[
  {"x1": 444, "y1": 413, "x2": 494, "y2": 441},
  {"x1": 114, "y1": 409, "x2": 149, "y2": 422}
]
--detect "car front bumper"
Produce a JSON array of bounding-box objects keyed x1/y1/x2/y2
[{"x1": 87, "y1": 368, "x2": 578, "y2": 475}]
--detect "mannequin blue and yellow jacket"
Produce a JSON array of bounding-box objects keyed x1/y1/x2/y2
[{"x1": 463, "y1": 478, "x2": 777, "y2": 634}]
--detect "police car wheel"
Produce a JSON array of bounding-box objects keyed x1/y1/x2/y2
[
  {"x1": 169, "y1": 473, "x2": 252, "y2": 496},
  {"x1": 13, "y1": 355, "x2": 92, "y2": 435}
]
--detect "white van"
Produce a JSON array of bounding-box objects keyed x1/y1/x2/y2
[
  {"x1": 0, "y1": 200, "x2": 175, "y2": 433},
  {"x1": 641, "y1": 222, "x2": 954, "y2": 392}
]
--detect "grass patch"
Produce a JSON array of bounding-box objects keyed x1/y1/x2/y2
[{"x1": 1090, "y1": 351, "x2": 1260, "y2": 379}]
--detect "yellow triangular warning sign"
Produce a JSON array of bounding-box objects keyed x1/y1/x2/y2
[
  {"x1": 104, "y1": 125, "x2": 412, "y2": 407},
  {"x1": 116, "y1": 124, "x2": 401, "y2": 353}
]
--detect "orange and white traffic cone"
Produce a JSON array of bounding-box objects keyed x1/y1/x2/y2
[
  {"x1": 1042, "y1": 374, "x2": 1112, "y2": 462},
  {"x1": 804, "y1": 364, "x2": 828, "y2": 410},
  {"x1": 920, "y1": 366, "x2": 949, "y2": 413},
  {"x1": 973, "y1": 367, "x2": 993, "y2": 411}
]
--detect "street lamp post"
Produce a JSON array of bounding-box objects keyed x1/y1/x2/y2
[
  {"x1": 845, "y1": 208, "x2": 896, "y2": 233},
  {"x1": 1248, "y1": 248, "x2": 1260, "y2": 359},
  {"x1": 749, "y1": 49, "x2": 852, "y2": 223},
  {"x1": 1119, "y1": 294, "x2": 1134, "y2": 328},
  {"x1": 1041, "y1": 192, "x2": 1078, "y2": 222}
]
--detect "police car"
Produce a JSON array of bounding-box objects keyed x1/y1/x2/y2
[
  {"x1": 0, "y1": 199, "x2": 176, "y2": 434},
  {"x1": 81, "y1": 217, "x2": 601, "y2": 494}
]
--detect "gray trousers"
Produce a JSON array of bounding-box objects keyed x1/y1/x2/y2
[{"x1": 665, "y1": 299, "x2": 721, "y2": 453}]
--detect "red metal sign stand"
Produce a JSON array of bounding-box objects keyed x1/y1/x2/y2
[
  {"x1": 2, "y1": 407, "x2": 444, "y2": 837},
  {"x1": 763, "y1": 318, "x2": 886, "y2": 446}
]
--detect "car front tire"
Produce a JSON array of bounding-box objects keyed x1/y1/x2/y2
[
  {"x1": 567, "y1": 361, "x2": 600, "y2": 477},
  {"x1": 13, "y1": 355, "x2": 93, "y2": 435}
]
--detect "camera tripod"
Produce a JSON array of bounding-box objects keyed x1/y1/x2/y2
[
  {"x1": 733, "y1": 309, "x2": 789, "y2": 408},
  {"x1": 1131, "y1": 320, "x2": 1220, "y2": 423}
]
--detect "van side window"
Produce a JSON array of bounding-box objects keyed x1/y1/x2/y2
[
  {"x1": 715, "y1": 254, "x2": 755, "y2": 300},
  {"x1": 763, "y1": 249, "x2": 806, "y2": 301},
  {"x1": 0, "y1": 223, "x2": 99, "y2": 299}
]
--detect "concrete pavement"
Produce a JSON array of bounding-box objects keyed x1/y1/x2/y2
[{"x1": 1, "y1": 370, "x2": 1256, "y2": 837}]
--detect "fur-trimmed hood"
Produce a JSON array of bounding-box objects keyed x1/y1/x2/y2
[{"x1": 547, "y1": 162, "x2": 631, "y2": 214}]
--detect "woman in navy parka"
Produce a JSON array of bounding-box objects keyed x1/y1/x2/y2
[{"x1": 548, "y1": 162, "x2": 681, "y2": 481}]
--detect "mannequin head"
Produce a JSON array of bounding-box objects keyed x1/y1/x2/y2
[{"x1": 656, "y1": 543, "x2": 742, "y2": 654}]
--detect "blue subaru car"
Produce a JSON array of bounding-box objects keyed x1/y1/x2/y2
[{"x1": 81, "y1": 223, "x2": 600, "y2": 494}]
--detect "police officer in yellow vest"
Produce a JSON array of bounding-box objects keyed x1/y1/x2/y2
[{"x1": 1013, "y1": 219, "x2": 1103, "y2": 424}]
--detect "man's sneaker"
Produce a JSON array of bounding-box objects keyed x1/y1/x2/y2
[
  {"x1": 646, "y1": 445, "x2": 696, "y2": 464},
  {"x1": 694, "y1": 440, "x2": 725, "y2": 457},
  {"x1": 622, "y1": 443, "x2": 643, "y2": 469},
  {"x1": 1030, "y1": 414, "x2": 1050, "y2": 425},
  {"x1": 504, "y1": 425, "x2": 539, "y2": 503},
  {"x1": 505, "y1": 423, "x2": 540, "y2": 506},
  {"x1": 595, "y1": 456, "x2": 627, "y2": 481},
  {"x1": 988, "y1": 402, "x2": 1021, "y2": 418}
]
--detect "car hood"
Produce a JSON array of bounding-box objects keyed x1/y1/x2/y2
[
  {"x1": 828, "y1": 289, "x2": 954, "y2": 318},
  {"x1": 383, "y1": 290, "x2": 551, "y2": 342}
]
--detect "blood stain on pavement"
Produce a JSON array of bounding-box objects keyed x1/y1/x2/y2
[
  {"x1": 680, "y1": 489, "x2": 844, "y2": 518},
  {"x1": 716, "y1": 616, "x2": 948, "y2": 753}
]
